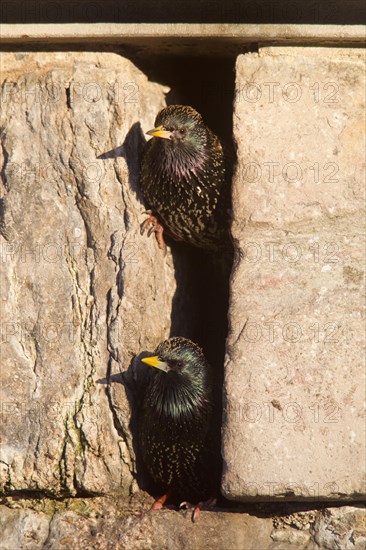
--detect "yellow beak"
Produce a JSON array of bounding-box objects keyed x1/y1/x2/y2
[
  {"x1": 146, "y1": 126, "x2": 172, "y2": 140},
  {"x1": 141, "y1": 355, "x2": 170, "y2": 372}
]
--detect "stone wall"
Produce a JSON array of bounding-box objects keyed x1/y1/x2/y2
[
  {"x1": 0, "y1": 46, "x2": 365, "y2": 549},
  {"x1": 222, "y1": 47, "x2": 365, "y2": 502},
  {"x1": 0, "y1": 52, "x2": 174, "y2": 497}
]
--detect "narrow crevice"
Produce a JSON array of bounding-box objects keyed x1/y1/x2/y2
[
  {"x1": 65, "y1": 85, "x2": 71, "y2": 110},
  {"x1": 122, "y1": 51, "x2": 238, "y2": 504},
  {"x1": 0, "y1": 489, "x2": 104, "y2": 501},
  {"x1": 0, "y1": 134, "x2": 10, "y2": 194}
]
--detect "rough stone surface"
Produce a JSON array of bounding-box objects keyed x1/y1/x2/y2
[
  {"x1": 223, "y1": 47, "x2": 366, "y2": 501},
  {"x1": 0, "y1": 498, "x2": 364, "y2": 550},
  {"x1": 0, "y1": 52, "x2": 174, "y2": 497},
  {"x1": 0, "y1": 496, "x2": 275, "y2": 550},
  {"x1": 312, "y1": 506, "x2": 366, "y2": 550}
]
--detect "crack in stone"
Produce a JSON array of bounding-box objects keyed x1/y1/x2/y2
[
  {"x1": 30, "y1": 332, "x2": 41, "y2": 397},
  {"x1": 0, "y1": 133, "x2": 10, "y2": 194},
  {"x1": 42, "y1": 507, "x2": 57, "y2": 550},
  {"x1": 105, "y1": 229, "x2": 136, "y2": 486},
  {"x1": 65, "y1": 86, "x2": 71, "y2": 110},
  {"x1": 63, "y1": 238, "x2": 97, "y2": 493}
]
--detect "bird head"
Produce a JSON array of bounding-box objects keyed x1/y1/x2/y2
[
  {"x1": 146, "y1": 106, "x2": 209, "y2": 178},
  {"x1": 147, "y1": 105, "x2": 206, "y2": 144},
  {"x1": 141, "y1": 337, "x2": 205, "y2": 377},
  {"x1": 141, "y1": 337, "x2": 211, "y2": 418}
]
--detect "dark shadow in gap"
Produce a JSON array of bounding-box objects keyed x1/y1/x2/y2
[{"x1": 130, "y1": 53, "x2": 236, "y2": 501}]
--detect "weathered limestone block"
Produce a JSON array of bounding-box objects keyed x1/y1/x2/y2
[
  {"x1": 0, "y1": 52, "x2": 174, "y2": 496},
  {"x1": 0, "y1": 498, "x2": 275, "y2": 550},
  {"x1": 1, "y1": 499, "x2": 365, "y2": 550},
  {"x1": 223, "y1": 48, "x2": 366, "y2": 500}
]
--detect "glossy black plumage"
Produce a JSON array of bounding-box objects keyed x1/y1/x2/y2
[
  {"x1": 140, "y1": 105, "x2": 230, "y2": 250},
  {"x1": 137, "y1": 337, "x2": 218, "y2": 502}
]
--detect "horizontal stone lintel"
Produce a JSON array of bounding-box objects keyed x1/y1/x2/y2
[{"x1": 0, "y1": 23, "x2": 365, "y2": 49}]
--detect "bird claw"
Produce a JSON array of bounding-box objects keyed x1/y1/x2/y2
[
  {"x1": 147, "y1": 225, "x2": 154, "y2": 238},
  {"x1": 140, "y1": 214, "x2": 167, "y2": 254},
  {"x1": 179, "y1": 501, "x2": 194, "y2": 510},
  {"x1": 179, "y1": 497, "x2": 217, "y2": 522}
]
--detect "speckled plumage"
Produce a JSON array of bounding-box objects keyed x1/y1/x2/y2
[
  {"x1": 140, "y1": 105, "x2": 230, "y2": 250},
  {"x1": 138, "y1": 337, "x2": 217, "y2": 501}
]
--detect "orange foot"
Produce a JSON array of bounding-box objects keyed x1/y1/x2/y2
[
  {"x1": 151, "y1": 492, "x2": 171, "y2": 510},
  {"x1": 180, "y1": 497, "x2": 217, "y2": 522},
  {"x1": 140, "y1": 210, "x2": 167, "y2": 253}
]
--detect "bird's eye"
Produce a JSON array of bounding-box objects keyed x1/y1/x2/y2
[{"x1": 179, "y1": 128, "x2": 186, "y2": 136}]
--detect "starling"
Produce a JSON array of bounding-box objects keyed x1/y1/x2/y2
[
  {"x1": 140, "y1": 105, "x2": 230, "y2": 251},
  {"x1": 137, "y1": 337, "x2": 219, "y2": 516}
]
